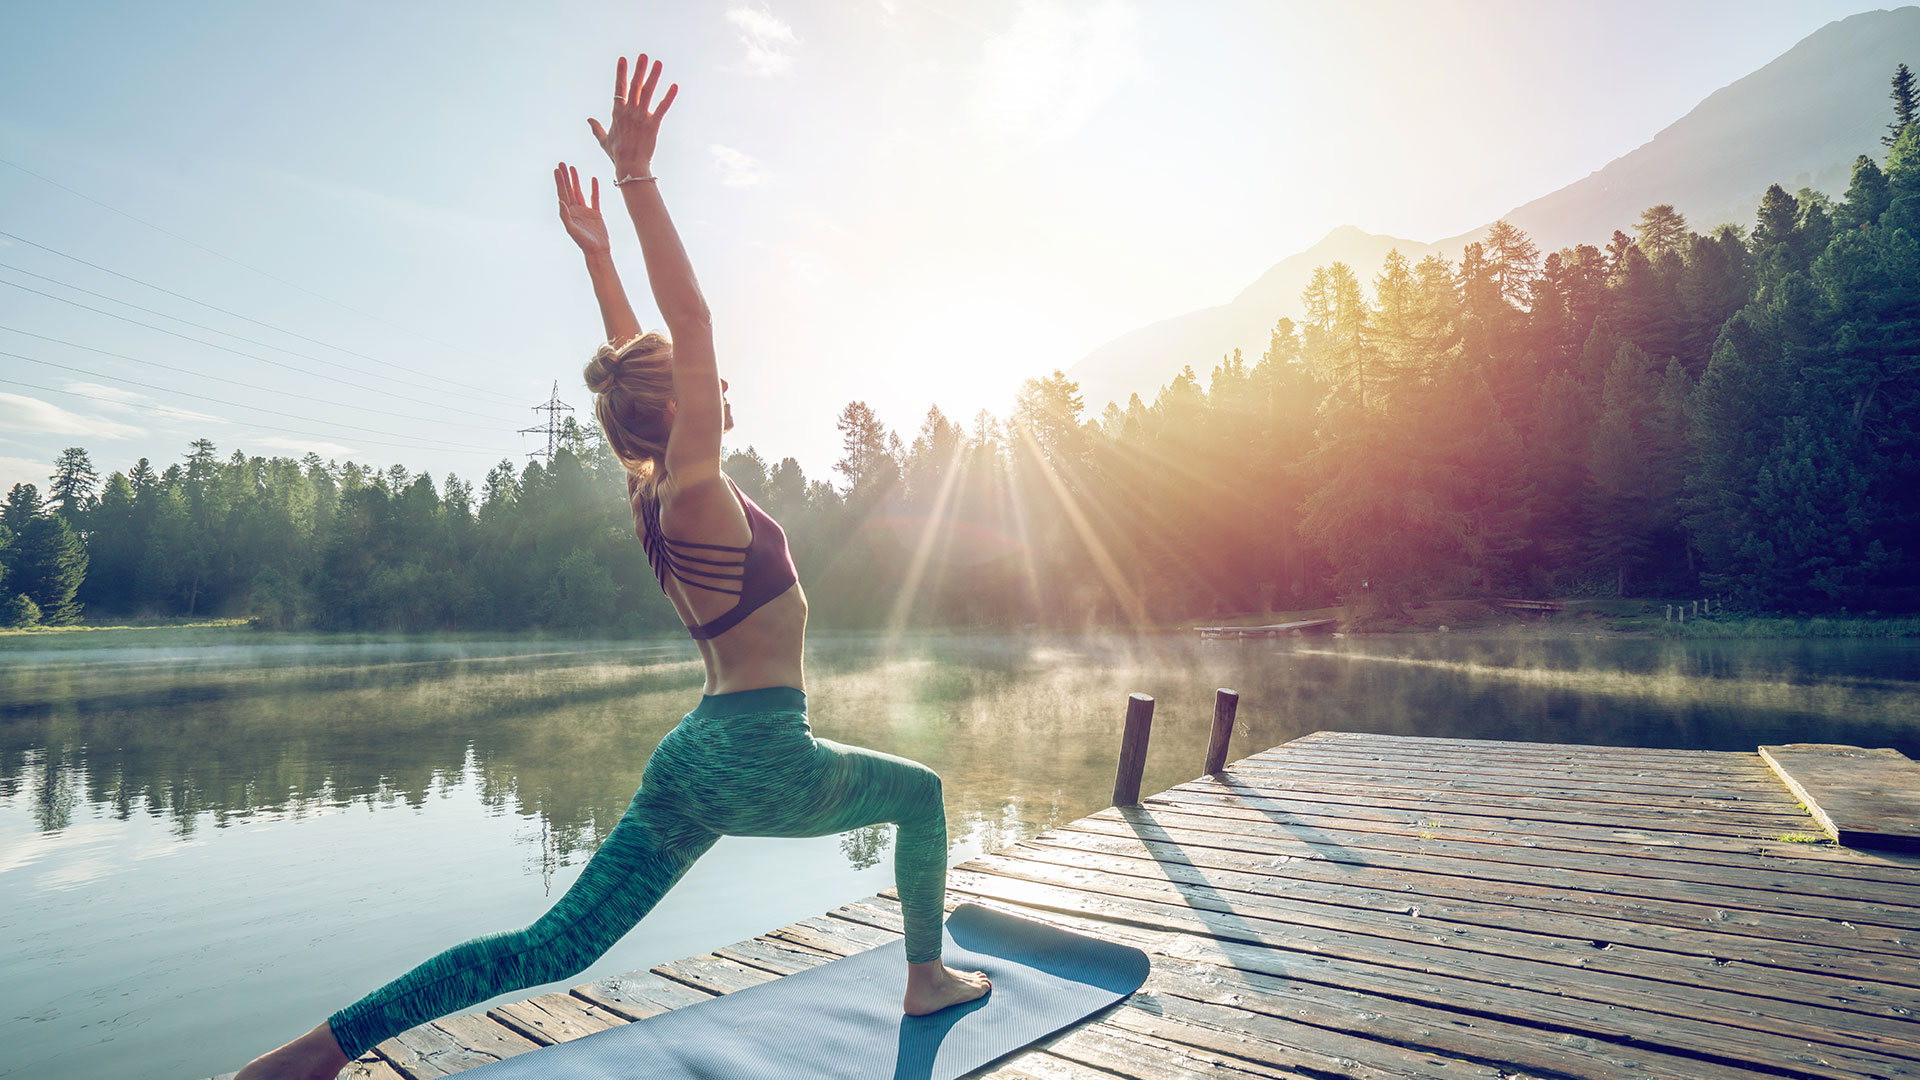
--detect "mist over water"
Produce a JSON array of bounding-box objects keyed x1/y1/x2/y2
[{"x1": 2, "y1": 630, "x2": 1916, "y2": 1079}]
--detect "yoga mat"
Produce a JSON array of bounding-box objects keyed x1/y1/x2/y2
[{"x1": 460, "y1": 903, "x2": 1151, "y2": 1080}]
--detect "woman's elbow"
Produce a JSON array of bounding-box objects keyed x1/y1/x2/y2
[{"x1": 664, "y1": 305, "x2": 712, "y2": 335}]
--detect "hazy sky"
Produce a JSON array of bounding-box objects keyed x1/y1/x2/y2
[{"x1": 0, "y1": 1, "x2": 1899, "y2": 494}]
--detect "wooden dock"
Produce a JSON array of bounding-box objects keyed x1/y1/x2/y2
[
  {"x1": 1195, "y1": 619, "x2": 1335, "y2": 639},
  {"x1": 209, "y1": 730, "x2": 1920, "y2": 1080}
]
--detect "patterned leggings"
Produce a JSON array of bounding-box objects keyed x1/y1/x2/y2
[{"x1": 327, "y1": 686, "x2": 948, "y2": 1060}]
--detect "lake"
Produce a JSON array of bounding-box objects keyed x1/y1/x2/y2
[{"x1": 2, "y1": 628, "x2": 1917, "y2": 1080}]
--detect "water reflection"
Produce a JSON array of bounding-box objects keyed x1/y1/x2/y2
[{"x1": 2, "y1": 632, "x2": 1918, "y2": 864}]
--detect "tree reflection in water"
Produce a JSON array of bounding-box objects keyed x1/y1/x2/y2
[{"x1": 3, "y1": 631, "x2": 1918, "y2": 870}]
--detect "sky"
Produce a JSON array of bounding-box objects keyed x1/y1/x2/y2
[{"x1": 0, "y1": 0, "x2": 1900, "y2": 496}]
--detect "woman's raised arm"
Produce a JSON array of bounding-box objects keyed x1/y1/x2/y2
[
  {"x1": 554, "y1": 163, "x2": 641, "y2": 343},
  {"x1": 589, "y1": 53, "x2": 722, "y2": 485}
]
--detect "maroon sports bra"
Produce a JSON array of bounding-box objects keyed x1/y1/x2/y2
[{"x1": 628, "y1": 474, "x2": 799, "y2": 640}]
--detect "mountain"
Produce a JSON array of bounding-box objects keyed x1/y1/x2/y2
[{"x1": 1069, "y1": 6, "x2": 1920, "y2": 414}]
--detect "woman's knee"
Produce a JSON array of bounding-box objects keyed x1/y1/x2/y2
[{"x1": 899, "y1": 762, "x2": 944, "y2": 821}]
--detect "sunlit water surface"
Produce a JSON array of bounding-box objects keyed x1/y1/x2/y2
[{"x1": 2, "y1": 629, "x2": 1917, "y2": 1080}]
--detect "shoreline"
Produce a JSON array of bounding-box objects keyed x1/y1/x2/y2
[{"x1": 3, "y1": 604, "x2": 1920, "y2": 645}]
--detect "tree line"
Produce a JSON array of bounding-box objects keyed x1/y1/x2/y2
[{"x1": 3, "y1": 72, "x2": 1916, "y2": 631}]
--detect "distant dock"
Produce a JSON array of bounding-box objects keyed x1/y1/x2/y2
[
  {"x1": 206, "y1": 726, "x2": 1920, "y2": 1080},
  {"x1": 1194, "y1": 618, "x2": 1335, "y2": 639}
]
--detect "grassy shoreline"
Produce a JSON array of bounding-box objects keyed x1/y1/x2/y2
[
  {"x1": 1185, "y1": 598, "x2": 1920, "y2": 639},
  {"x1": 3, "y1": 603, "x2": 1918, "y2": 646}
]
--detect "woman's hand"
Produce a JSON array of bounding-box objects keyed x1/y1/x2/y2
[
  {"x1": 588, "y1": 54, "x2": 678, "y2": 178},
  {"x1": 554, "y1": 163, "x2": 611, "y2": 257}
]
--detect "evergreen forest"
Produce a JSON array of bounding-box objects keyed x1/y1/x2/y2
[{"x1": 5, "y1": 81, "x2": 1919, "y2": 633}]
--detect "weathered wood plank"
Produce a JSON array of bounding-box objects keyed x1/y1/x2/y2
[
  {"x1": 937, "y1": 862, "x2": 1920, "y2": 1062},
  {"x1": 1052, "y1": 811, "x2": 1920, "y2": 933},
  {"x1": 1145, "y1": 785, "x2": 1920, "y2": 881},
  {"x1": 990, "y1": 834, "x2": 1920, "y2": 983},
  {"x1": 569, "y1": 967, "x2": 712, "y2": 1021},
  {"x1": 1021, "y1": 825, "x2": 1920, "y2": 959},
  {"x1": 1227, "y1": 757, "x2": 1808, "y2": 818},
  {"x1": 372, "y1": 1014, "x2": 539, "y2": 1079},
  {"x1": 957, "y1": 845, "x2": 1920, "y2": 1024},
  {"x1": 1281, "y1": 731, "x2": 1777, "y2": 769},
  {"x1": 713, "y1": 934, "x2": 838, "y2": 975},
  {"x1": 1258, "y1": 742, "x2": 1789, "y2": 791},
  {"x1": 1207, "y1": 769, "x2": 1808, "y2": 835},
  {"x1": 649, "y1": 951, "x2": 780, "y2": 995},
  {"x1": 1288, "y1": 731, "x2": 1761, "y2": 764},
  {"x1": 1093, "y1": 800, "x2": 1920, "y2": 910},
  {"x1": 1764, "y1": 744, "x2": 1920, "y2": 852},
  {"x1": 204, "y1": 1055, "x2": 405, "y2": 1080},
  {"x1": 1163, "y1": 770, "x2": 1819, "y2": 840},
  {"x1": 487, "y1": 991, "x2": 627, "y2": 1046}
]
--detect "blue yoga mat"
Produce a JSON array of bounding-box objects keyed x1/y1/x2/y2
[{"x1": 460, "y1": 903, "x2": 1150, "y2": 1080}]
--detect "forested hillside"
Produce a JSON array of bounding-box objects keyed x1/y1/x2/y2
[{"x1": 4, "y1": 85, "x2": 1917, "y2": 632}]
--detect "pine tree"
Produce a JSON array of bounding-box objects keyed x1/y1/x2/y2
[
  {"x1": 1884, "y1": 122, "x2": 1920, "y2": 233},
  {"x1": 1752, "y1": 184, "x2": 1800, "y2": 258},
  {"x1": 1586, "y1": 343, "x2": 1662, "y2": 594},
  {"x1": 1636, "y1": 204, "x2": 1689, "y2": 261},
  {"x1": 1836, "y1": 155, "x2": 1892, "y2": 231},
  {"x1": 833, "y1": 401, "x2": 893, "y2": 495},
  {"x1": 12, "y1": 514, "x2": 87, "y2": 623},
  {"x1": 1886, "y1": 62, "x2": 1917, "y2": 148},
  {"x1": 78, "y1": 472, "x2": 140, "y2": 613},
  {"x1": 47, "y1": 448, "x2": 98, "y2": 523},
  {"x1": 1012, "y1": 371, "x2": 1088, "y2": 466},
  {"x1": 1483, "y1": 220, "x2": 1540, "y2": 307}
]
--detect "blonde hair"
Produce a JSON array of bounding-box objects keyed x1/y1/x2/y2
[{"x1": 584, "y1": 332, "x2": 674, "y2": 492}]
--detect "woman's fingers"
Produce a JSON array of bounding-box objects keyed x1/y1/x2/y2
[
  {"x1": 630, "y1": 53, "x2": 649, "y2": 105},
  {"x1": 654, "y1": 82, "x2": 678, "y2": 121},
  {"x1": 554, "y1": 164, "x2": 567, "y2": 203},
  {"x1": 638, "y1": 59, "x2": 662, "y2": 111},
  {"x1": 590, "y1": 175, "x2": 600, "y2": 211},
  {"x1": 615, "y1": 55, "x2": 629, "y2": 106}
]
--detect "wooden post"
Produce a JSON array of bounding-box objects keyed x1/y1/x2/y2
[
  {"x1": 1693, "y1": 600, "x2": 1700, "y2": 616},
  {"x1": 1206, "y1": 688, "x2": 1240, "y2": 776},
  {"x1": 1112, "y1": 693, "x2": 1155, "y2": 807},
  {"x1": 1666, "y1": 604, "x2": 1672, "y2": 621}
]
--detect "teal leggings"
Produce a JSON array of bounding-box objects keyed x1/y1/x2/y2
[{"x1": 327, "y1": 686, "x2": 948, "y2": 1060}]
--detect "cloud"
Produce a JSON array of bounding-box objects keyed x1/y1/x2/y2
[
  {"x1": 250, "y1": 435, "x2": 359, "y2": 458},
  {"x1": 710, "y1": 144, "x2": 771, "y2": 189},
  {"x1": 0, "y1": 392, "x2": 145, "y2": 439},
  {"x1": 977, "y1": 0, "x2": 1141, "y2": 140},
  {"x1": 0, "y1": 455, "x2": 49, "y2": 495},
  {"x1": 726, "y1": 6, "x2": 800, "y2": 76},
  {"x1": 62, "y1": 382, "x2": 225, "y2": 425}
]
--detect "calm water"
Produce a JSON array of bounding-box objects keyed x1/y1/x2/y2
[{"x1": 2, "y1": 629, "x2": 1917, "y2": 1080}]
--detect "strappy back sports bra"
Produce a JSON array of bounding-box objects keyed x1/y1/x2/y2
[{"x1": 629, "y1": 474, "x2": 799, "y2": 641}]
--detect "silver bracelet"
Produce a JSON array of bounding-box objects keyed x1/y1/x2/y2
[{"x1": 613, "y1": 174, "x2": 658, "y2": 186}]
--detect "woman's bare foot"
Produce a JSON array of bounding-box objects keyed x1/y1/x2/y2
[
  {"x1": 233, "y1": 1020, "x2": 350, "y2": 1080},
  {"x1": 903, "y1": 958, "x2": 992, "y2": 1015}
]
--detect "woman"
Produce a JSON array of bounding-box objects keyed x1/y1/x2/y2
[{"x1": 234, "y1": 53, "x2": 988, "y2": 1080}]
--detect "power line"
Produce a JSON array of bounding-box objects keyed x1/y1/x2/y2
[
  {"x1": 0, "y1": 251, "x2": 526, "y2": 409},
  {"x1": 519, "y1": 382, "x2": 575, "y2": 461},
  {"x1": 0, "y1": 375, "x2": 509, "y2": 459},
  {"x1": 0, "y1": 338, "x2": 507, "y2": 432},
  {"x1": 0, "y1": 278, "x2": 529, "y2": 421},
  {"x1": 0, "y1": 351, "x2": 507, "y2": 454},
  {"x1": 0, "y1": 155, "x2": 512, "y2": 371}
]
